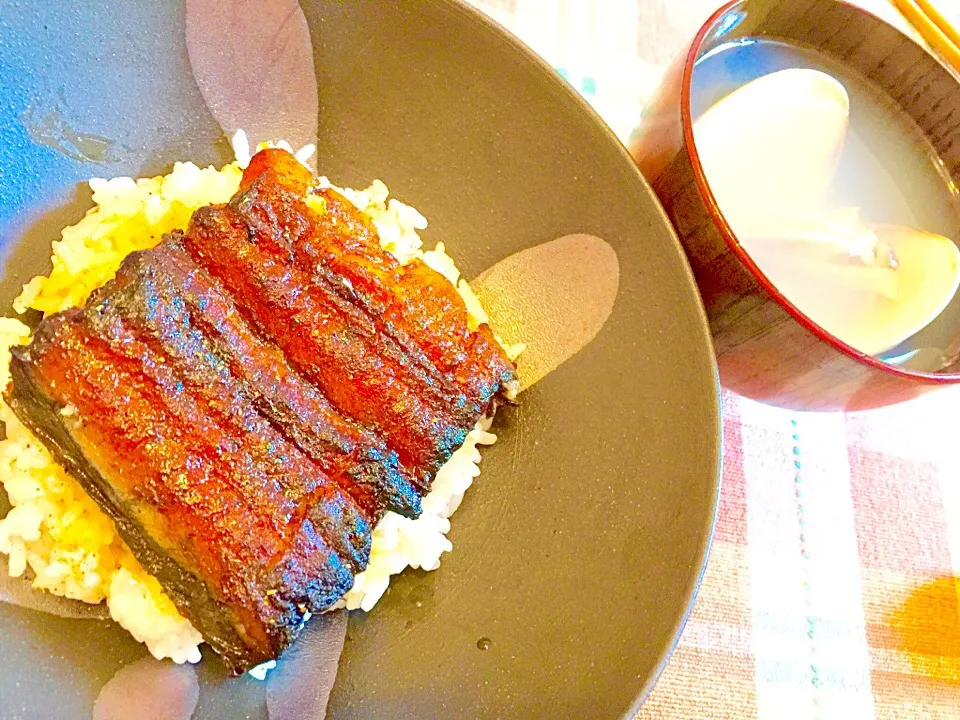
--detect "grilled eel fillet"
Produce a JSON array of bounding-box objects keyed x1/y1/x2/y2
[{"x1": 4, "y1": 149, "x2": 517, "y2": 673}]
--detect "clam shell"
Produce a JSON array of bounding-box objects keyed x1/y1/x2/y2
[{"x1": 746, "y1": 224, "x2": 960, "y2": 356}]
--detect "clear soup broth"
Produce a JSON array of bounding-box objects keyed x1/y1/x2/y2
[{"x1": 690, "y1": 38, "x2": 960, "y2": 372}]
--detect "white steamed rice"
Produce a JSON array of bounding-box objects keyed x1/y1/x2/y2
[{"x1": 0, "y1": 134, "x2": 521, "y2": 668}]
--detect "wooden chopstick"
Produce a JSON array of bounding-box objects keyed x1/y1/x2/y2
[
  {"x1": 915, "y1": 0, "x2": 960, "y2": 49},
  {"x1": 890, "y1": 0, "x2": 960, "y2": 74}
]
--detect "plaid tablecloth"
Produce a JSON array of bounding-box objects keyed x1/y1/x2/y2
[{"x1": 466, "y1": 1, "x2": 960, "y2": 717}]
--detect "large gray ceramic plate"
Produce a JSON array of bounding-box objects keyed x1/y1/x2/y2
[{"x1": 0, "y1": 1, "x2": 720, "y2": 718}]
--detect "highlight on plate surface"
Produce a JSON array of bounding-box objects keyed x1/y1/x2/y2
[{"x1": 691, "y1": 38, "x2": 960, "y2": 372}]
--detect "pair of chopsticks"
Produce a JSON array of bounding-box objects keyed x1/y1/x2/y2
[{"x1": 892, "y1": 0, "x2": 960, "y2": 73}]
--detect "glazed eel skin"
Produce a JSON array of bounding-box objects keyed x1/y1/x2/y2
[{"x1": 4, "y1": 149, "x2": 517, "y2": 673}]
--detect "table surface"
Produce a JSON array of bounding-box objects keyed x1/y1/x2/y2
[{"x1": 465, "y1": 0, "x2": 960, "y2": 718}]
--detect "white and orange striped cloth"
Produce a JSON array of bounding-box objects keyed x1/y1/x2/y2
[
  {"x1": 466, "y1": 0, "x2": 960, "y2": 717},
  {"x1": 639, "y1": 387, "x2": 960, "y2": 719}
]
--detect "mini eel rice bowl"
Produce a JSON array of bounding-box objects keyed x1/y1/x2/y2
[{"x1": 0, "y1": 141, "x2": 521, "y2": 673}]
